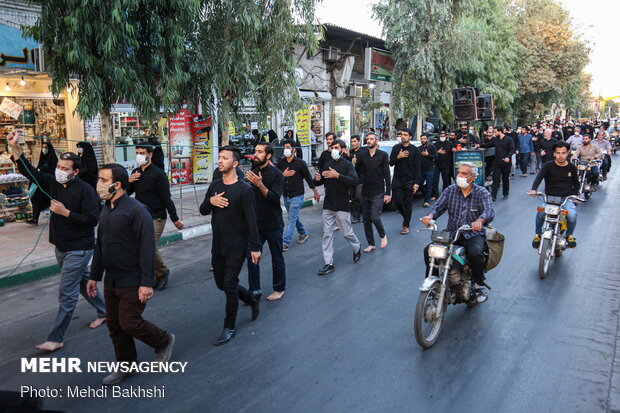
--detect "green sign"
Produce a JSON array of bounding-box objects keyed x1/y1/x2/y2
[
  {"x1": 453, "y1": 150, "x2": 485, "y2": 186},
  {"x1": 364, "y1": 48, "x2": 395, "y2": 83}
]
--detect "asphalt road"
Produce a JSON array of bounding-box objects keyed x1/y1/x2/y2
[{"x1": 1, "y1": 164, "x2": 620, "y2": 413}]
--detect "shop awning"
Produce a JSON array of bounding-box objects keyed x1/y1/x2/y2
[{"x1": 299, "y1": 90, "x2": 332, "y2": 101}]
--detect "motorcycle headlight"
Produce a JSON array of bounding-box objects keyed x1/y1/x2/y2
[
  {"x1": 545, "y1": 205, "x2": 561, "y2": 215},
  {"x1": 578, "y1": 165, "x2": 587, "y2": 171},
  {"x1": 428, "y1": 244, "x2": 448, "y2": 259}
]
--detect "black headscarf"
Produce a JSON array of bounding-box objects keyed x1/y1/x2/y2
[
  {"x1": 267, "y1": 130, "x2": 278, "y2": 143},
  {"x1": 76, "y1": 141, "x2": 98, "y2": 189},
  {"x1": 148, "y1": 136, "x2": 166, "y2": 171},
  {"x1": 36, "y1": 141, "x2": 58, "y2": 174}
]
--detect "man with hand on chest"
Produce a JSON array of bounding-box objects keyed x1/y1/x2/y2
[
  {"x1": 128, "y1": 144, "x2": 184, "y2": 291},
  {"x1": 245, "y1": 142, "x2": 286, "y2": 302}
]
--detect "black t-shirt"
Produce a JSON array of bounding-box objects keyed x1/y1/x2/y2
[
  {"x1": 277, "y1": 156, "x2": 314, "y2": 198},
  {"x1": 249, "y1": 164, "x2": 284, "y2": 231},
  {"x1": 200, "y1": 179, "x2": 260, "y2": 259},
  {"x1": 389, "y1": 143, "x2": 421, "y2": 187},
  {"x1": 531, "y1": 161, "x2": 580, "y2": 198}
]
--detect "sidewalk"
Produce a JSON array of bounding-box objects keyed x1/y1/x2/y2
[{"x1": 0, "y1": 174, "x2": 324, "y2": 288}]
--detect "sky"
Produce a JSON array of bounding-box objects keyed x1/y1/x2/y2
[{"x1": 315, "y1": 0, "x2": 620, "y2": 97}]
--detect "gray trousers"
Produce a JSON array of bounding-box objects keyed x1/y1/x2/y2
[
  {"x1": 47, "y1": 248, "x2": 107, "y2": 343},
  {"x1": 322, "y1": 210, "x2": 361, "y2": 266}
]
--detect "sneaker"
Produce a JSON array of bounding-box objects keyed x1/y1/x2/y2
[
  {"x1": 282, "y1": 244, "x2": 289, "y2": 252},
  {"x1": 297, "y1": 234, "x2": 309, "y2": 244},
  {"x1": 532, "y1": 234, "x2": 541, "y2": 249},
  {"x1": 317, "y1": 264, "x2": 334, "y2": 275},
  {"x1": 567, "y1": 236, "x2": 577, "y2": 248}
]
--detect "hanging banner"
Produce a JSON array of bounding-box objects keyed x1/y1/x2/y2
[
  {"x1": 169, "y1": 109, "x2": 193, "y2": 184},
  {"x1": 364, "y1": 48, "x2": 395, "y2": 82},
  {"x1": 192, "y1": 114, "x2": 213, "y2": 184},
  {"x1": 295, "y1": 106, "x2": 311, "y2": 146}
]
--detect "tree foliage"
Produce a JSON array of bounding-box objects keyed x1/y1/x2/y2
[
  {"x1": 24, "y1": 0, "x2": 319, "y2": 124},
  {"x1": 24, "y1": 0, "x2": 198, "y2": 121}
]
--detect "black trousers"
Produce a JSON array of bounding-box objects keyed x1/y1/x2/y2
[
  {"x1": 212, "y1": 254, "x2": 253, "y2": 329},
  {"x1": 432, "y1": 166, "x2": 451, "y2": 198},
  {"x1": 362, "y1": 193, "x2": 386, "y2": 245},
  {"x1": 392, "y1": 184, "x2": 413, "y2": 228},
  {"x1": 350, "y1": 184, "x2": 363, "y2": 221},
  {"x1": 104, "y1": 286, "x2": 170, "y2": 362},
  {"x1": 424, "y1": 235, "x2": 487, "y2": 285},
  {"x1": 491, "y1": 162, "x2": 511, "y2": 197}
]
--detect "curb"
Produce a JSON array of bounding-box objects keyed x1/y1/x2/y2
[{"x1": 0, "y1": 197, "x2": 318, "y2": 290}]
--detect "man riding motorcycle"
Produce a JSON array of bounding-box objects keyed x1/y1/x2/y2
[
  {"x1": 571, "y1": 134, "x2": 603, "y2": 186},
  {"x1": 529, "y1": 141, "x2": 580, "y2": 248},
  {"x1": 421, "y1": 162, "x2": 495, "y2": 303},
  {"x1": 593, "y1": 133, "x2": 612, "y2": 180}
]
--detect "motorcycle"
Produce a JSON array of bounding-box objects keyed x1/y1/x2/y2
[
  {"x1": 532, "y1": 193, "x2": 584, "y2": 279},
  {"x1": 610, "y1": 132, "x2": 620, "y2": 154},
  {"x1": 573, "y1": 159, "x2": 601, "y2": 199},
  {"x1": 413, "y1": 221, "x2": 491, "y2": 349}
]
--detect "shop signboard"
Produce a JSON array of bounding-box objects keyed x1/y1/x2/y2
[
  {"x1": 0, "y1": 24, "x2": 38, "y2": 69},
  {"x1": 295, "y1": 106, "x2": 311, "y2": 146},
  {"x1": 364, "y1": 48, "x2": 396, "y2": 82},
  {"x1": 453, "y1": 150, "x2": 485, "y2": 186},
  {"x1": 192, "y1": 114, "x2": 213, "y2": 184},
  {"x1": 0, "y1": 98, "x2": 23, "y2": 119},
  {"x1": 169, "y1": 109, "x2": 193, "y2": 184}
]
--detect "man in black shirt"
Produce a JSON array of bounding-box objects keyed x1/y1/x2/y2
[
  {"x1": 539, "y1": 129, "x2": 558, "y2": 164},
  {"x1": 200, "y1": 147, "x2": 261, "y2": 345},
  {"x1": 87, "y1": 164, "x2": 174, "y2": 385},
  {"x1": 418, "y1": 133, "x2": 437, "y2": 207},
  {"x1": 480, "y1": 126, "x2": 515, "y2": 201},
  {"x1": 356, "y1": 133, "x2": 391, "y2": 252},
  {"x1": 278, "y1": 139, "x2": 320, "y2": 251},
  {"x1": 245, "y1": 142, "x2": 286, "y2": 302},
  {"x1": 314, "y1": 140, "x2": 361, "y2": 275},
  {"x1": 317, "y1": 132, "x2": 336, "y2": 171},
  {"x1": 563, "y1": 122, "x2": 574, "y2": 142},
  {"x1": 128, "y1": 144, "x2": 184, "y2": 290},
  {"x1": 7, "y1": 131, "x2": 106, "y2": 353},
  {"x1": 529, "y1": 141, "x2": 580, "y2": 248},
  {"x1": 389, "y1": 128, "x2": 420, "y2": 235},
  {"x1": 349, "y1": 135, "x2": 366, "y2": 223},
  {"x1": 432, "y1": 131, "x2": 454, "y2": 200},
  {"x1": 457, "y1": 124, "x2": 478, "y2": 148},
  {"x1": 505, "y1": 125, "x2": 519, "y2": 178}
]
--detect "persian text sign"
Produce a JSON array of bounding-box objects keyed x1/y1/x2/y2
[
  {"x1": 0, "y1": 97, "x2": 23, "y2": 119},
  {"x1": 295, "y1": 106, "x2": 311, "y2": 146}
]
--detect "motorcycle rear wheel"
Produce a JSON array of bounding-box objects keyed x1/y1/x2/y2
[
  {"x1": 538, "y1": 237, "x2": 553, "y2": 279},
  {"x1": 414, "y1": 282, "x2": 445, "y2": 349}
]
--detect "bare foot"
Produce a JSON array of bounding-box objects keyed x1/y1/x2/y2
[
  {"x1": 89, "y1": 317, "x2": 106, "y2": 329},
  {"x1": 363, "y1": 246, "x2": 375, "y2": 253},
  {"x1": 380, "y1": 236, "x2": 388, "y2": 248},
  {"x1": 266, "y1": 291, "x2": 284, "y2": 301},
  {"x1": 35, "y1": 341, "x2": 64, "y2": 352}
]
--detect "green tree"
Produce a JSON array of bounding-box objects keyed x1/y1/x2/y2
[
  {"x1": 24, "y1": 0, "x2": 318, "y2": 160},
  {"x1": 24, "y1": 0, "x2": 199, "y2": 162}
]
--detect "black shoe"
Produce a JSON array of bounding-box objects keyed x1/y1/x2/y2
[
  {"x1": 156, "y1": 270, "x2": 170, "y2": 291},
  {"x1": 532, "y1": 234, "x2": 541, "y2": 249},
  {"x1": 252, "y1": 290, "x2": 262, "y2": 301},
  {"x1": 154, "y1": 333, "x2": 175, "y2": 362},
  {"x1": 213, "y1": 328, "x2": 236, "y2": 346},
  {"x1": 353, "y1": 248, "x2": 361, "y2": 263},
  {"x1": 503, "y1": 194, "x2": 509, "y2": 200},
  {"x1": 351, "y1": 218, "x2": 361, "y2": 224},
  {"x1": 251, "y1": 296, "x2": 260, "y2": 321},
  {"x1": 492, "y1": 197, "x2": 497, "y2": 202},
  {"x1": 318, "y1": 264, "x2": 334, "y2": 275}
]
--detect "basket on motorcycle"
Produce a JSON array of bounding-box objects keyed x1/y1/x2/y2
[{"x1": 485, "y1": 228, "x2": 505, "y2": 271}]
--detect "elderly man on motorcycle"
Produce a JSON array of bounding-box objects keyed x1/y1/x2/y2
[
  {"x1": 421, "y1": 162, "x2": 495, "y2": 302},
  {"x1": 571, "y1": 134, "x2": 603, "y2": 186}
]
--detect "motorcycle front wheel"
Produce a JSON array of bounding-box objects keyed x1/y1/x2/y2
[
  {"x1": 414, "y1": 282, "x2": 445, "y2": 349},
  {"x1": 538, "y1": 237, "x2": 553, "y2": 279}
]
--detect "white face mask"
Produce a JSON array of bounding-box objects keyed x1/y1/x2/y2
[
  {"x1": 456, "y1": 176, "x2": 470, "y2": 189},
  {"x1": 55, "y1": 168, "x2": 72, "y2": 184},
  {"x1": 439, "y1": 137, "x2": 446, "y2": 142},
  {"x1": 331, "y1": 149, "x2": 341, "y2": 161},
  {"x1": 97, "y1": 182, "x2": 117, "y2": 201},
  {"x1": 136, "y1": 154, "x2": 149, "y2": 166},
  {"x1": 42, "y1": 148, "x2": 49, "y2": 155},
  {"x1": 77, "y1": 147, "x2": 84, "y2": 155},
  {"x1": 283, "y1": 148, "x2": 293, "y2": 158}
]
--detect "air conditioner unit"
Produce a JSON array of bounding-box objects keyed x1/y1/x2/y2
[
  {"x1": 31, "y1": 47, "x2": 45, "y2": 72},
  {"x1": 324, "y1": 46, "x2": 341, "y2": 61},
  {"x1": 346, "y1": 85, "x2": 363, "y2": 98}
]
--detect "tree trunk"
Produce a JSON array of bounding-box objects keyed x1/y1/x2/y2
[{"x1": 100, "y1": 110, "x2": 115, "y2": 164}]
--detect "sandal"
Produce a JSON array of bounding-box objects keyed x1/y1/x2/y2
[{"x1": 401, "y1": 227, "x2": 410, "y2": 235}]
